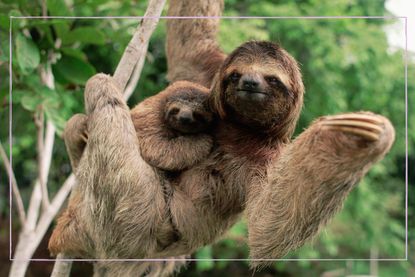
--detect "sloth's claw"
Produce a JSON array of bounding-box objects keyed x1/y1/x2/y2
[
  {"x1": 321, "y1": 114, "x2": 384, "y2": 141},
  {"x1": 81, "y1": 132, "x2": 89, "y2": 143},
  {"x1": 325, "y1": 113, "x2": 383, "y2": 124},
  {"x1": 322, "y1": 120, "x2": 383, "y2": 133}
]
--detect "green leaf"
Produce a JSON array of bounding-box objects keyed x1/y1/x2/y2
[
  {"x1": 21, "y1": 94, "x2": 42, "y2": 111},
  {"x1": 195, "y1": 246, "x2": 214, "y2": 271},
  {"x1": 44, "y1": 105, "x2": 66, "y2": 135},
  {"x1": 11, "y1": 89, "x2": 29, "y2": 104},
  {"x1": 61, "y1": 47, "x2": 87, "y2": 60},
  {"x1": 52, "y1": 55, "x2": 96, "y2": 85},
  {"x1": 62, "y1": 27, "x2": 106, "y2": 45},
  {"x1": 15, "y1": 33, "x2": 40, "y2": 74},
  {"x1": 53, "y1": 21, "x2": 70, "y2": 39},
  {"x1": 47, "y1": 0, "x2": 71, "y2": 16},
  {"x1": 0, "y1": 15, "x2": 9, "y2": 30}
]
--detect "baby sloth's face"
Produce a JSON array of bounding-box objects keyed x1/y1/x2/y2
[{"x1": 165, "y1": 100, "x2": 213, "y2": 134}]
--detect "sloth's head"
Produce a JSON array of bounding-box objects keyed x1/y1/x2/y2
[
  {"x1": 210, "y1": 41, "x2": 304, "y2": 140},
  {"x1": 164, "y1": 81, "x2": 213, "y2": 134}
]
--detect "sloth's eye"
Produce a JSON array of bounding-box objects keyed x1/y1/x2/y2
[
  {"x1": 229, "y1": 72, "x2": 241, "y2": 82},
  {"x1": 265, "y1": 76, "x2": 280, "y2": 85}
]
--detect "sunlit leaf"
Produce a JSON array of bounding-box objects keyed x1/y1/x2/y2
[
  {"x1": 15, "y1": 33, "x2": 40, "y2": 74},
  {"x1": 62, "y1": 27, "x2": 106, "y2": 45},
  {"x1": 52, "y1": 55, "x2": 96, "y2": 85}
]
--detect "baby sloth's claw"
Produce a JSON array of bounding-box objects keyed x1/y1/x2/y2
[{"x1": 321, "y1": 114, "x2": 384, "y2": 142}]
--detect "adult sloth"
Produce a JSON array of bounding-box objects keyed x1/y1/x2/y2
[
  {"x1": 59, "y1": 41, "x2": 393, "y2": 275},
  {"x1": 49, "y1": 1, "x2": 395, "y2": 275}
]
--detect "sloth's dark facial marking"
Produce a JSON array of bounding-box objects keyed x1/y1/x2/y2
[
  {"x1": 164, "y1": 91, "x2": 213, "y2": 134},
  {"x1": 211, "y1": 41, "x2": 303, "y2": 132}
]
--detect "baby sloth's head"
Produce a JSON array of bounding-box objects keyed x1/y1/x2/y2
[{"x1": 164, "y1": 82, "x2": 213, "y2": 134}]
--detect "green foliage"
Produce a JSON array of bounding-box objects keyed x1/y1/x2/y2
[
  {"x1": 53, "y1": 55, "x2": 96, "y2": 85},
  {"x1": 195, "y1": 246, "x2": 215, "y2": 271},
  {"x1": 15, "y1": 33, "x2": 40, "y2": 74},
  {"x1": 0, "y1": 0, "x2": 412, "y2": 276}
]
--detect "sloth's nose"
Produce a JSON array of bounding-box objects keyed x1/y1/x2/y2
[
  {"x1": 242, "y1": 79, "x2": 259, "y2": 90},
  {"x1": 178, "y1": 112, "x2": 194, "y2": 124}
]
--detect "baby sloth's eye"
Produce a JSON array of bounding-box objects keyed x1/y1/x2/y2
[
  {"x1": 193, "y1": 112, "x2": 207, "y2": 124},
  {"x1": 229, "y1": 72, "x2": 241, "y2": 83},
  {"x1": 168, "y1": 107, "x2": 180, "y2": 116}
]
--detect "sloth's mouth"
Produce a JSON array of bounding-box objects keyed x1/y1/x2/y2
[
  {"x1": 236, "y1": 89, "x2": 267, "y2": 94},
  {"x1": 236, "y1": 89, "x2": 268, "y2": 101}
]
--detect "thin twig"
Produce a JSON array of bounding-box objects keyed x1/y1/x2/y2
[
  {"x1": 123, "y1": 53, "x2": 146, "y2": 100},
  {"x1": 113, "y1": 0, "x2": 166, "y2": 91},
  {"x1": 0, "y1": 142, "x2": 26, "y2": 225},
  {"x1": 26, "y1": 181, "x2": 41, "y2": 231},
  {"x1": 42, "y1": 120, "x2": 56, "y2": 184},
  {"x1": 42, "y1": 0, "x2": 47, "y2": 18},
  {"x1": 35, "y1": 106, "x2": 50, "y2": 209}
]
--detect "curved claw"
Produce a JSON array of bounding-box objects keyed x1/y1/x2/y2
[
  {"x1": 81, "y1": 133, "x2": 88, "y2": 143},
  {"x1": 324, "y1": 113, "x2": 383, "y2": 124},
  {"x1": 320, "y1": 114, "x2": 384, "y2": 142}
]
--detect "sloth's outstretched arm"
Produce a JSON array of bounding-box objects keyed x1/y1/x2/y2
[
  {"x1": 246, "y1": 112, "x2": 395, "y2": 267},
  {"x1": 166, "y1": 0, "x2": 226, "y2": 87}
]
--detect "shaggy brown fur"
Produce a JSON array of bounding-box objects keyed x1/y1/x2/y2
[
  {"x1": 49, "y1": 0, "x2": 395, "y2": 275},
  {"x1": 166, "y1": 0, "x2": 225, "y2": 88},
  {"x1": 49, "y1": 81, "x2": 214, "y2": 257},
  {"x1": 132, "y1": 81, "x2": 213, "y2": 171}
]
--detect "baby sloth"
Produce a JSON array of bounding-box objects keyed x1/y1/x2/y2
[{"x1": 132, "y1": 81, "x2": 214, "y2": 171}]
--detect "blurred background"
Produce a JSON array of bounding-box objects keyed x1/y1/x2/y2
[{"x1": 0, "y1": 0, "x2": 413, "y2": 276}]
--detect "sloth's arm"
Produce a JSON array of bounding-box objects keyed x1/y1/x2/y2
[
  {"x1": 166, "y1": 0, "x2": 226, "y2": 88},
  {"x1": 78, "y1": 74, "x2": 165, "y2": 256},
  {"x1": 63, "y1": 113, "x2": 88, "y2": 171},
  {"x1": 140, "y1": 133, "x2": 213, "y2": 171},
  {"x1": 132, "y1": 99, "x2": 213, "y2": 171},
  {"x1": 246, "y1": 112, "x2": 395, "y2": 267}
]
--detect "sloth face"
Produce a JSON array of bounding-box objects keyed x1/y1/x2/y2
[
  {"x1": 165, "y1": 100, "x2": 213, "y2": 134},
  {"x1": 223, "y1": 60, "x2": 294, "y2": 126},
  {"x1": 211, "y1": 41, "x2": 304, "y2": 134}
]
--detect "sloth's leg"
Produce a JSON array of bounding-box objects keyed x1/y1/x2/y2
[
  {"x1": 63, "y1": 113, "x2": 88, "y2": 171},
  {"x1": 246, "y1": 112, "x2": 395, "y2": 267},
  {"x1": 48, "y1": 114, "x2": 89, "y2": 257}
]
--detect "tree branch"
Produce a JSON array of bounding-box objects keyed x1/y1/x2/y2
[
  {"x1": 35, "y1": 106, "x2": 50, "y2": 210},
  {"x1": 0, "y1": 141, "x2": 26, "y2": 225},
  {"x1": 123, "y1": 53, "x2": 146, "y2": 100},
  {"x1": 42, "y1": 120, "x2": 56, "y2": 187},
  {"x1": 26, "y1": 181, "x2": 41, "y2": 231},
  {"x1": 50, "y1": 254, "x2": 72, "y2": 277},
  {"x1": 113, "y1": 0, "x2": 166, "y2": 91}
]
